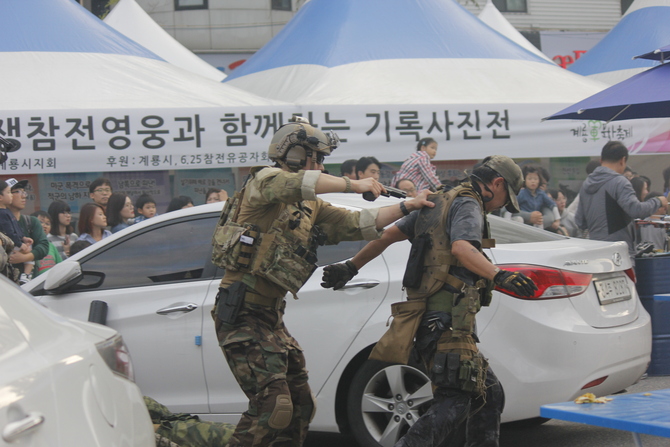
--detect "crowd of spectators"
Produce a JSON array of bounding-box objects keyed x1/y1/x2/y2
[
  {"x1": 338, "y1": 139, "x2": 669, "y2": 265},
  {"x1": 0, "y1": 176, "x2": 232, "y2": 284}
]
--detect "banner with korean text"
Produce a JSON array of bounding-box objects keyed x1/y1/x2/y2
[{"x1": 0, "y1": 104, "x2": 661, "y2": 175}]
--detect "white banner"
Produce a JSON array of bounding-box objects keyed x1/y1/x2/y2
[{"x1": 0, "y1": 104, "x2": 656, "y2": 174}]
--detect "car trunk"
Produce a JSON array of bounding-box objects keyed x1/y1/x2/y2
[{"x1": 489, "y1": 239, "x2": 640, "y2": 329}]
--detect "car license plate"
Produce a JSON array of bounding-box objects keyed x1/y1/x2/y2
[{"x1": 594, "y1": 277, "x2": 631, "y2": 305}]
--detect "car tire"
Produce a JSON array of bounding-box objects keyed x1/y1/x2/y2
[{"x1": 346, "y1": 360, "x2": 435, "y2": 447}]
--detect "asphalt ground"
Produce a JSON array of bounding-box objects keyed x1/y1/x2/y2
[{"x1": 305, "y1": 374, "x2": 670, "y2": 447}]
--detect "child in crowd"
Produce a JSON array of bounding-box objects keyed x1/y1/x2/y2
[
  {"x1": 516, "y1": 166, "x2": 561, "y2": 231},
  {"x1": 69, "y1": 240, "x2": 92, "y2": 257},
  {"x1": 30, "y1": 210, "x2": 62, "y2": 276},
  {"x1": 133, "y1": 194, "x2": 158, "y2": 224},
  {"x1": 47, "y1": 200, "x2": 78, "y2": 260},
  {"x1": 0, "y1": 179, "x2": 34, "y2": 283}
]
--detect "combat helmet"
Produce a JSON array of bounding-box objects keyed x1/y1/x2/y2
[{"x1": 268, "y1": 116, "x2": 340, "y2": 172}]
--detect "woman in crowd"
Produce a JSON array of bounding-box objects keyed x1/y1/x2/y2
[
  {"x1": 391, "y1": 137, "x2": 442, "y2": 192},
  {"x1": 166, "y1": 196, "x2": 194, "y2": 213},
  {"x1": 47, "y1": 200, "x2": 78, "y2": 259},
  {"x1": 78, "y1": 203, "x2": 111, "y2": 244},
  {"x1": 631, "y1": 176, "x2": 649, "y2": 202},
  {"x1": 106, "y1": 193, "x2": 135, "y2": 233}
]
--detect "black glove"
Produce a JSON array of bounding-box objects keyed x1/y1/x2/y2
[
  {"x1": 321, "y1": 260, "x2": 358, "y2": 290},
  {"x1": 493, "y1": 269, "x2": 538, "y2": 298}
]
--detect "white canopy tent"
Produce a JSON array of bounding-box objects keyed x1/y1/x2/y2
[
  {"x1": 0, "y1": 0, "x2": 293, "y2": 174},
  {"x1": 104, "y1": 0, "x2": 226, "y2": 82},
  {"x1": 477, "y1": 0, "x2": 554, "y2": 64},
  {"x1": 224, "y1": 0, "x2": 618, "y2": 162}
]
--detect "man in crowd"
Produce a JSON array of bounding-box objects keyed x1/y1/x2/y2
[
  {"x1": 210, "y1": 116, "x2": 433, "y2": 447},
  {"x1": 575, "y1": 141, "x2": 668, "y2": 262},
  {"x1": 8, "y1": 179, "x2": 49, "y2": 284},
  {"x1": 340, "y1": 159, "x2": 358, "y2": 180},
  {"x1": 321, "y1": 155, "x2": 538, "y2": 447},
  {"x1": 89, "y1": 177, "x2": 113, "y2": 210},
  {"x1": 356, "y1": 156, "x2": 382, "y2": 181}
]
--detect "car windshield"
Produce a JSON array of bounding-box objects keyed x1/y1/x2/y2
[{"x1": 489, "y1": 215, "x2": 567, "y2": 244}]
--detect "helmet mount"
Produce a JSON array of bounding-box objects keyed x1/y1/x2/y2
[{"x1": 268, "y1": 115, "x2": 339, "y2": 172}]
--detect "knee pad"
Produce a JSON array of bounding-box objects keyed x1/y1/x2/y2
[{"x1": 268, "y1": 394, "x2": 293, "y2": 429}]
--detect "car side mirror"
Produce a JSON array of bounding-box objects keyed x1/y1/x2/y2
[{"x1": 44, "y1": 260, "x2": 83, "y2": 294}]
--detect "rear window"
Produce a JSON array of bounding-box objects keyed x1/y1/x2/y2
[{"x1": 489, "y1": 215, "x2": 567, "y2": 244}]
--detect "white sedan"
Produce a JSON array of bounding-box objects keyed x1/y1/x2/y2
[
  {"x1": 1, "y1": 275, "x2": 154, "y2": 447},
  {"x1": 26, "y1": 194, "x2": 651, "y2": 447}
]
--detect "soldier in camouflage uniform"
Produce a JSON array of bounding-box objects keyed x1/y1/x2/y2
[
  {"x1": 144, "y1": 397, "x2": 235, "y2": 447},
  {"x1": 321, "y1": 156, "x2": 538, "y2": 447},
  {"x1": 211, "y1": 116, "x2": 433, "y2": 447}
]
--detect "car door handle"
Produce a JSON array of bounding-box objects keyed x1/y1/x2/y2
[
  {"x1": 156, "y1": 303, "x2": 199, "y2": 315},
  {"x1": 340, "y1": 280, "x2": 380, "y2": 290},
  {"x1": 2, "y1": 412, "x2": 45, "y2": 442}
]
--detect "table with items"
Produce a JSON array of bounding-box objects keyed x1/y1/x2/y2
[{"x1": 540, "y1": 388, "x2": 670, "y2": 446}]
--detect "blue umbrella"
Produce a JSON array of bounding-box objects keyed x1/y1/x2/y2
[
  {"x1": 633, "y1": 44, "x2": 670, "y2": 62},
  {"x1": 544, "y1": 55, "x2": 670, "y2": 123}
]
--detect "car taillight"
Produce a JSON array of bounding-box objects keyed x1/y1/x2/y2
[
  {"x1": 495, "y1": 264, "x2": 593, "y2": 300},
  {"x1": 96, "y1": 334, "x2": 134, "y2": 381},
  {"x1": 624, "y1": 267, "x2": 636, "y2": 283}
]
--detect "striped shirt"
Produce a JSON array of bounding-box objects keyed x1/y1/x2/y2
[{"x1": 391, "y1": 151, "x2": 442, "y2": 192}]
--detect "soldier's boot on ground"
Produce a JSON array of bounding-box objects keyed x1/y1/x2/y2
[{"x1": 394, "y1": 389, "x2": 471, "y2": 447}]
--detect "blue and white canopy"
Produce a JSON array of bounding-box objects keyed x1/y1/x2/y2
[
  {"x1": 225, "y1": 0, "x2": 600, "y2": 105},
  {"x1": 568, "y1": 0, "x2": 670, "y2": 85},
  {"x1": 225, "y1": 0, "x2": 610, "y2": 162},
  {"x1": 0, "y1": 0, "x2": 280, "y2": 110},
  {"x1": 0, "y1": 0, "x2": 293, "y2": 175}
]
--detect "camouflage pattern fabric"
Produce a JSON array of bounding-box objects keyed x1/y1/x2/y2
[
  {"x1": 144, "y1": 396, "x2": 235, "y2": 447},
  {"x1": 0, "y1": 232, "x2": 19, "y2": 284},
  {"x1": 213, "y1": 303, "x2": 316, "y2": 447},
  {"x1": 154, "y1": 433, "x2": 181, "y2": 447}
]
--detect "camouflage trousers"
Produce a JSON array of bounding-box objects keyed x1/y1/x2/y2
[
  {"x1": 213, "y1": 301, "x2": 316, "y2": 447},
  {"x1": 144, "y1": 396, "x2": 235, "y2": 447}
]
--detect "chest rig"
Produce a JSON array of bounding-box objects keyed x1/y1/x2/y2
[
  {"x1": 405, "y1": 183, "x2": 495, "y2": 304},
  {"x1": 211, "y1": 167, "x2": 325, "y2": 298}
]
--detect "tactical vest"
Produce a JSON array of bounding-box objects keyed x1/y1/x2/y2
[
  {"x1": 211, "y1": 167, "x2": 321, "y2": 298},
  {"x1": 406, "y1": 184, "x2": 495, "y2": 303}
]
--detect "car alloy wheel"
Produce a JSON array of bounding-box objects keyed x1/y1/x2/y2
[{"x1": 347, "y1": 360, "x2": 433, "y2": 447}]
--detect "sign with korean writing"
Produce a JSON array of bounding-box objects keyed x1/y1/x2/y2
[{"x1": 0, "y1": 104, "x2": 660, "y2": 174}]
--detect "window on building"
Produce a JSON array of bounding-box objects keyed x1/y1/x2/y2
[
  {"x1": 493, "y1": 0, "x2": 527, "y2": 13},
  {"x1": 175, "y1": 0, "x2": 208, "y2": 11},
  {"x1": 272, "y1": 0, "x2": 292, "y2": 11}
]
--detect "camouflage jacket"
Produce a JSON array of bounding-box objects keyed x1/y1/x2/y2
[{"x1": 220, "y1": 167, "x2": 383, "y2": 298}]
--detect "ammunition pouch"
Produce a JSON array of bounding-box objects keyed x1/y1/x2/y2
[
  {"x1": 402, "y1": 233, "x2": 431, "y2": 289},
  {"x1": 215, "y1": 281, "x2": 247, "y2": 325},
  {"x1": 369, "y1": 299, "x2": 426, "y2": 365},
  {"x1": 257, "y1": 231, "x2": 318, "y2": 298},
  {"x1": 430, "y1": 333, "x2": 488, "y2": 396},
  {"x1": 451, "y1": 285, "x2": 480, "y2": 338}
]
